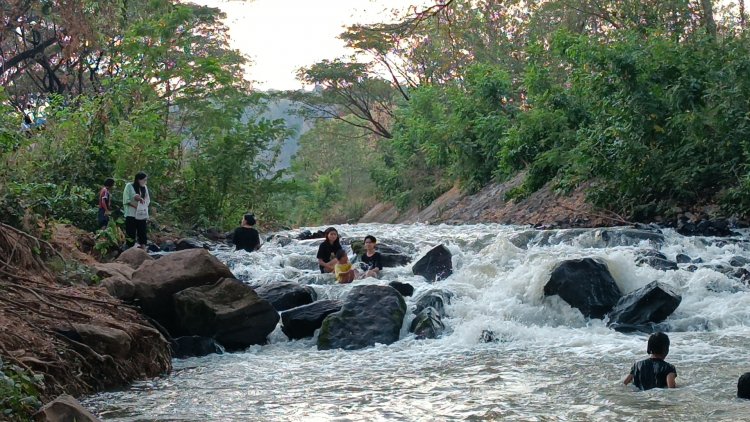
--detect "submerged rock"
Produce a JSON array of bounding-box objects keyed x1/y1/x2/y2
[
  {"x1": 252, "y1": 281, "x2": 316, "y2": 312},
  {"x1": 412, "y1": 245, "x2": 453, "y2": 282},
  {"x1": 607, "y1": 281, "x2": 682, "y2": 332},
  {"x1": 636, "y1": 255, "x2": 678, "y2": 271},
  {"x1": 413, "y1": 289, "x2": 453, "y2": 317},
  {"x1": 544, "y1": 258, "x2": 622, "y2": 319},
  {"x1": 170, "y1": 336, "x2": 223, "y2": 358},
  {"x1": 675, "y1": 253, "x2": 692, "y2": 264},
  {"x1": 280, "y1": 300, "x2": 342, "y2": 340},
  {"x1": 318, "y1": 285, "x2": 406, "y2": 350},
  {"x1": 409, "y1": 306, "x2": 445, "y2": 339},
  {"x1": 173, "y1": 278, "x2": 279, "y2": 350}
]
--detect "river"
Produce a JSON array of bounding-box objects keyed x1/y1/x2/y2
[{"x1": 83, "y1": 223, "x2": 750, "y2": 421}]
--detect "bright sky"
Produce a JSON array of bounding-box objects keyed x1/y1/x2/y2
[{"x1": 191, "y1": 0, "x2": 429, "y2": 90}]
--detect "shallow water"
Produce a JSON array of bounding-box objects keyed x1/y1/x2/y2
[{"x1": 83, "y1": 224, "x2": 750, "y2": 421}]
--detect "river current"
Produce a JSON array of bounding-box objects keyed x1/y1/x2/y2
[{"x1": 83, "y1": 223, "x2": 750, "y2": 421}]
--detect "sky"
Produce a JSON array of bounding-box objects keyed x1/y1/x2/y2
[{"x1": 191, "y1": 0, "x2": 430, "y2": 91}]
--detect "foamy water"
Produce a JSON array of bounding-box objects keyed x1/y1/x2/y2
[{"x1": 83, "y1": 224, "x2": 750, "y2": 421}]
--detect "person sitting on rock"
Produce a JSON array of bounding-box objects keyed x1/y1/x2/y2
[
  {"x1": 232, "y1": 213, "x2": 260, "y2": 253},
  {"x1": 623, "y1": 332, "x2": 677, "y2": 390},
  {"x1": 316, "y1": 227, "x2": 342, "y2": 273},
  {"x1": 334, "y1": 249, "x2": 357, "y2": 284},
  {"x1": 358, "y1": 235, "x2": 383, "y2": 279},
  {"x1": 739, "y1": 372, "x2": 750, "y2": 399}
]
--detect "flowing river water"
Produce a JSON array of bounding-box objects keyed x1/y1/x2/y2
[{"x1": 83, "y1": 223, "x2": 750, "y2": 421}]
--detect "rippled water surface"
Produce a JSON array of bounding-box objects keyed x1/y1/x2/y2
[{"x1": 84, "y1": 224, "x2": 750, "y2": 421}]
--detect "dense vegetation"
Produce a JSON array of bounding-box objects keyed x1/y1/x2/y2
[{"x1": 293, "y1": 0, "x2": 750, "y2": 223}]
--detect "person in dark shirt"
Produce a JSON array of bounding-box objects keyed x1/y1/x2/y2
[
  {"x1": 359, "y1": 235, "x2": 383, "y2": 278},
  {"x1": 232, "y1": 213, "x2": 260, "y2": 252},
  {"x1": 316, "y1": 227, "x2": 342, "y2": 273},
  {"x1": 98, "y1": 178, "x2": 115, "y2": 230},
  {"x1": 623, "y1": 332, "x2": 677, "y2": 390}
]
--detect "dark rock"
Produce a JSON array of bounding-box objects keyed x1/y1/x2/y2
[
  {"x1": 170, "y1": 336, "x2": 223, "y2": 358},
  {"x1": 174, "y1": 278, "x2": 279, "y2": 350},
  {"x1": 253, "y1": 281, "x2": 317, "y2": 312},
  {"x1": 639, "y1": 249, "x2": 667, "y2": 260},
  {"x1": 739, "y1": 372, "x2": 750, "y2": 399},
  {"x1": 72, "y1": 323, "x2": 132, "y2": 359},
  {"x1": 130, "y1": 249, "x2": 235, "y2": 333},
  {"x1": 675, "y1": 253, "x2": 692, "y2": 264},
  {"x1": 298, "y1": 230, "x2": 325, "y2": 240},
  {"x1": 160, "y1": 240, "x2": 177, "y2": 252},
  {"x1": 34, "y1": 394, "x2": 101, "y2": 422},
  {"x1": 115, "y1": 247, "x2": 153, "y2": 269},
  {"x1": 732, "y1": 268, "x2": 750, "y2": 284},
  {"x1": 729, "y1": 256, "x2": 750, "y2": 267},
  {"x1": 677, "y1": 219, "x2": 735, "y2": 237},
  {"x1": 389, "y1": 281, "x2": 414, "y2": 297},
  {"x1": 412, "y1": 245, "x2": 453, "y2": 282},
  {"x1": 351, "y1": 240, "x2": 412, "y2": 268},
  {"x1": 636, "y1": 256, "x2": 678, "y2": 271},
  {"x1": 414, "y1": 290, "x2": 453, "y2": 317},
  {"x1": 479, "y1": 330, "x2": 497, "y2": 343},
  {"x1": 280, "y1": 300, "x2": 342, "y2": 340},
  {"x1": 147, "y1": 243, "x2": 161, "y2": 253},
  {"x1": 176, "y1": 238, "x2": 208, "y2": 251},
  {"x1": 204, "y1": 228, "x2": 225, "y2": 241},
  {"x1": 409, "y1": 306, "x2": 445, "y2": 339},
  {"x1": 318, "y1": 285, "x2": 406, "y2": 350},
  {"x1": 544, "y1": 258, "x2": 622, "y2": 319},
  {"x1": 692, "y1": 257, "x2": 704, "y2": 264},
  {"x1": 607, "y1": 281, "x2": 682, "y2": 332}
]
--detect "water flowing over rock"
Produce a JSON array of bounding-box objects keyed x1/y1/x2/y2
[
  {"x1": 130, "y1": 249, "x2": 234, "y2": 332},
  {"x1": 252, "y1": 281, "x2": 317, "y2": 312},
  {"x1": 510, "y1": 227, "x2": 665, "y2": 249},
  {"x1": 115, "y1": 247, "x2": 153, "y2": 269},
  {"x1": 280, "y1": 300, "x2": 343, "y2": 340},
  {"x1": 677, "y1": 219, "x2": 735, "y2": 237},
  {"x1": 34, "y1": 394, "x2": 101, "y2": 422},
  {"x1": 412, "y1": 245, "x2": 453, "y2": 282},
  {"x1": 675, "y1": 253, "x2": 693, "y2": 264},
  {"x1": 173, "y1": 278, "x2": 279, "y2": 350},
  {"x1": 636, "y1": 253, "x2": 678, "y2": 271},
  {"x1": 544, "y1": 258, "x2": 622, "y2": 319},
  {"x1": 170, "y1": 336, "x2": 224, "y2": 359},
  {"x1": 317, "y1": 285, "x2": 406, "y2": 350},
  {"x1": 389, "y1": 281, "x2": 414, "y2": 297},
  {"x1": 414, "y1": 289, "x2": 453, "y2": 316},
  {"x1": 606, "y1": 281, "x2": 682, "y2": 332},
  {"x1": 409, "y1": 306, "x2": 445, "y2": 339},
  {"x1": 176, "y1": 238, "x2": 209, "y2": 251}
]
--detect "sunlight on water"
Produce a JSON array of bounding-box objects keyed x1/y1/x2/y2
[{"x1": 83, "y1": 224, "x2": 750, "y2": 421}]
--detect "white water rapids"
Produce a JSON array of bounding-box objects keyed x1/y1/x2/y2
[{"x1": 83, "y1": 223, "x2": 750, "y2": 421}]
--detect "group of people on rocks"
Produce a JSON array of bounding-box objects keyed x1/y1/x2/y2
[
  {"x1": 97, "y1": 172, "x2": 151, "y2": 249},
  {"x1": 624, "y1": 332, "x2": 750, "y2": 399}
]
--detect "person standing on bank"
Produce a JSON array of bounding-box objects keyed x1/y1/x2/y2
[
  {"x1": 316, "y1": 227, "x2": 342, "y2": 273},
  {"x1": 123, "y1": 172, "x2": 150, "y2": 248},
  {"x1": 233, "y1": 213, "x2": 261, "y2": 252},
  {"x1": 98, "y1": 178, "x2": 115, "y2": 230}
]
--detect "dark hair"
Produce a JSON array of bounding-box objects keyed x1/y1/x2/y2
[
  {"x1": 104, "y1": 178, "x2": 115, "y2": 187},
  {"x1": 133, "y1": 172, "x2": 148, "y2": 196},
  {"x1": 243, "y1": 213, "x2": 256, "y2": 226},
  {"x1": 335, "y1": 249, "x2": 348, "y2": 260},
  {"x1": 739, "y1": 372, "x2": 750, "y2": 399},
  {"x1": 646, "y1": 332, "x2": 670, "y2": 356},
  {"x1": 364, "y1": 235, "x2": 377, "y2": 244},
  {"x1": 323, "y1": 227, "x2": 341, "y2": 248}
]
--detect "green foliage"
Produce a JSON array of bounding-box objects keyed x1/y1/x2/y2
[
  {"x1": 0, "y1": 358, "x2": 43, "y2": 421},
  {"x1": 0, "y1": 182, "x2": 96, "y2": 231}
]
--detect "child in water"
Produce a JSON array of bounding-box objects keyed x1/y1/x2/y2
[
  {"x1": 623, "y1": 332, "x2": 677, "y2": 390},
  {"x1": 334, "y1": 249, "x2": 357, "y2": 284}
]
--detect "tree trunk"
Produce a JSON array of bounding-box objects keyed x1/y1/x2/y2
[
  {"x1": 740, "y1": 0, "x2": 747, "y2": 29},
  {"x1": 701, "y1": 0, "x2": 717, "y2": 36}
]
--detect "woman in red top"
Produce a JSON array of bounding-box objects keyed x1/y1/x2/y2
[{"x1": 98, "y1": 178, "x2": 115, "y2": 230}]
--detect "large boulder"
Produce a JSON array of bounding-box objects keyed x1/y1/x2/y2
[
  {"x1": 115, "y1": 247, "x2": 153, "y2": 269},
  {"x1": 173, "y1": 278, "x2": 279, "y2": 350},
  {"x1": 606, "y1": 281, "x2": 682, "y2": 332},
  {"x1": 170, "y1": 336, "x2": 224, "y2": 359},
  {"x1": 253, "y1": 281, "x2": 317, "y2": 312},
  {"x1": 34, "y1": 394, "x2": 101, "y2": 422},
  {"x1": 544, "y1": 258, "x2": 622, "y2": 319},
  {"x1": 318, "y1": 285, "x2": 406, "y2": 350},
  {"x1": 409, "y1": 306, "x2": 445, "y2": 339},
  {"x1": 130, "y1": 249, "x2": 234, "y2": 331},
  {"x1": 412, "y1": 245, "x2": 453, "y2": 282},
  {"x1": 72, "y1": 323, "x2": 132, "y2": 359},
  {"x1": 389, "y1": 281, "x2": 414, "y2": 297},
  {"x1": 280, "y1": 300, "x2": 342, "y2": 340},
  {"x1": 92, "y1": 262, "x2": 134, "y2": 280},
  {"x1": 100, "y1": 274, "x2": 135, "y2": 301}
]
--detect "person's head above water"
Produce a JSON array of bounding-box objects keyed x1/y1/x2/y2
[
  {"x1": 647, "y1": 332, "x2": 670, "y2": 357},
  {"x1": 335, "y1": 249, "x2": 348, "y2": 263},
  {"x1": 243, "y1": 213, "x2": 256, "y2": 226},
  {"x1": 738, "y1": 372, "x2": 750, "y2": 399},
  {"x1": 324, "y1": 227, "x2": 339, "y2": 245}
]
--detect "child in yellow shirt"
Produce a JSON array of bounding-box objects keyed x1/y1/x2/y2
[{"x1": 334, "y1": 249, "x2": 357, "y2": 284}]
